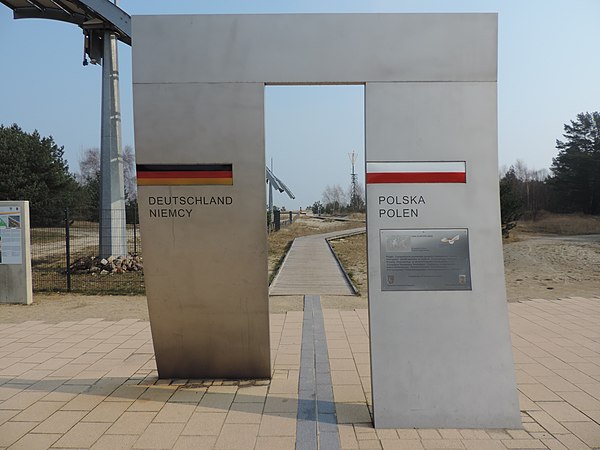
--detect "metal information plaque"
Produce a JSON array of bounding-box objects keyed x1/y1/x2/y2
[{"x1": 380, "y1": 229, "x2": 471, "y2": 291}]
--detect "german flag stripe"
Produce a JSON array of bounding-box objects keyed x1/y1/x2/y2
[
  {"x1": 136, "y1": 164, "x2": 232, "y2": 172},
  {"x1": 137, "y1": 178, "x2": 232, "y2": 186},
  {"x1": 137, "y1": 171, "x2": 232, "y2": 179},
  {"x1": 136, "y1": 164, "x2": 233, "y2": 186}
]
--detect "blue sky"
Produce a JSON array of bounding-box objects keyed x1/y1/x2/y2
[{"x1": 1, "y1": 0, "x2": 599, "y2": 209}]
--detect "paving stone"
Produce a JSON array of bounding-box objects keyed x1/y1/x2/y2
[
  {"x1": 418, "y1": 429, "x2": 442, "y2": 440},
  {"x1": 382, "y1": 440, "x2": 424, "y2": 449},
  {"x1": 357, "y1": 439, "x2": 382, "y2": 449},
  {"x1": 214, "y1": 423, "x2": 259, "y2": 449},
  {"x1": 332, "y1": 370, "x2": 362, "y2": 385},
  {"x1": 226, "y1": 402, "x2": 264, "y2": 424},
  {"x1": 53, "y1": 422, "x2": 110, "y2": 448},
  {"x1": 172, "y1": 435, "x2": 217, "y2": 450},
  {"x1": 254, "y1": 436, "x2": 296, "y2": 449},
  {"x1": 396, "y1": 429, "x2": 420, "y2": 440},
  {"x1": 106, "y1": 411, "x2": 156, "y2": 435},
  {"x1": 259, "y1": 412, "x2": 296, "y2": 436},
  {"x1": 11, "y1": 401, "x2": 63, "y2": 422},
  {"x1": 462, "y1": 440, "x2": 506, "y2": 450},
  {"x1": 336, "y1": 403, "x2": 371, "y2": 423},
  {"x1": 83, "y1": 401, "x2": 131, "y2": 422},
  {"x1": 519, "y1": 384, "x2": 562, "y2": 401},
  {"x1": 421, "y1": 440, "x2": 465, "y2": 449},
  {"x1": 562, "y1": 421, "x2": 600, "y2": 448},
  {"x1": 538, "y1": 401, "x2": 592, "y2": 422},
  {"x1": 133, "y1": 422, "x2": 184, "y2": 449},
  {"x1": 31, "y1": 410, "x2": 87, "y2": 434},
  {"x1": 195, "y1": 392, "x2": 235, "y2": 413},
  {"x1": 181, "y1": 412, "x2": 226, "y2": 435},
  {"x1": 153, "y1": 402, "x2": 195, "y2": 423},
  {"x1": 501, "y1": 438, "x2": 549, "y2": 448},
  {"x1": 6, "y1": 432, "x2": 60, "y2": 450},
  {"x1": 333, "y1": 385, "x2": 367, "y2": 403},
  {"x1": 263, "y1": 395, "x2": 298, "y2": 413},
  {"x1": 90, "y1": 434, "x2": 138, "y2": 450},
  {"x1": 0, "y1": 421, "x2": 37, "y2": 447},
  {"x1": 0, "y1": 391, "x2": 46, "y2": 410}
]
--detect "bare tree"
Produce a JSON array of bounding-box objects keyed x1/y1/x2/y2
[
  {"x1": 322, "y1": 184, "x2": 348, "y2": 214},
  {"x1": 78, "y1": 146, "x2": 137, "y2": 200}
]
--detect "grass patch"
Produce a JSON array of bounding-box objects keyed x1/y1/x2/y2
[
  {"x1": 329, "y1": 232, "x2": 367, "y2": 294},
  {"x1": 31, "y1": 228, "x2": 64, "y2": 245}
]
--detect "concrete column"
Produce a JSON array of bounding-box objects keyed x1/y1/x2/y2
[{"x1": 99, "y1": 30, "x2": 127, "y2": 258}]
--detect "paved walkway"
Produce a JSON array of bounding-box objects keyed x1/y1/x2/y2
[
  {"x1": 0, "y1": 296, "x2": 599, "y2": 449},
  {"x1": 269, "y1": 228, "x2": 365, "y2": 296}
]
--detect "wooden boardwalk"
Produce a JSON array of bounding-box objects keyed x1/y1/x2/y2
[{"x1": 269, "y1": 227, "x2": 365, "y2": 296}]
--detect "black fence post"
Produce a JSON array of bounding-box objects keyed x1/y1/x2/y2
[
  {"x1": 289, "y1": 211, "x2": 293, "y2": 223},
  {"x1": 133, "y1": 207, "x2": 138, "y2": 255},
  {"x1": 65, "y1": 208, "x2": 72, "y2": 292},
  {"x1": 274, "y1": 210, "x2": 281, "y2": 232}
]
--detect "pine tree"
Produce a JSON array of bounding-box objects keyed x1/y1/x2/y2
[
  {"x1": 0, "y1": 124, "x2": 82, "y2": 226},
  {"x1": 549, "y1": 112, "x2": 600, "y2": 214}
]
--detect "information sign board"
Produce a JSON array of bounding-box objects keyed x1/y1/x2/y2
[
  {"x1": 0, "y1": 205, "x2": 23, "y2": 265},
  {"x1": 380, "y1": 228, "x2": 471, "y2": 291}
]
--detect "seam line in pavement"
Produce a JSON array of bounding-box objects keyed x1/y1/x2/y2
[{"x1": 296, "y1": 295, "x2": 340, "y2": 450}]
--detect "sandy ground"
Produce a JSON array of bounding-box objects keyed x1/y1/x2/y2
[
  {"x1": 1, "y1": 228, "x2": 597, "y2": 323},
  {"x1": 503, "y1": 233, "x2": 600, "y2": 302}
]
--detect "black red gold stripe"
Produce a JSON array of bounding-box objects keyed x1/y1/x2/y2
[{"x1": 136, "y1": 164, "x2": 233, "y2": 186}]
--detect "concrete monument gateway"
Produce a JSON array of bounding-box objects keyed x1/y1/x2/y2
[{"x1": 132, "y1": 13, "x2": 520, "y2": 428}]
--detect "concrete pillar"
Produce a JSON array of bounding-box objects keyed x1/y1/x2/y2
[{"x1": 99, "y1": 30, "x2": 127, "y2": 258}]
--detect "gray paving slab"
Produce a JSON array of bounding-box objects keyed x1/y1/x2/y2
[
  {"x1": 269, "y1": 228, "x2": 364, "y2": 296},
  {"x1": 296, "y1": 295, "x2": 340, "y2": 450}
]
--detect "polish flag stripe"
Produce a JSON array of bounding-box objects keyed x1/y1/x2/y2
[{"x1": 366, "y1": 161, "x2": 466, "y2": 184}]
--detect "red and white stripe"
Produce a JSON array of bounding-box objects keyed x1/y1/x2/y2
[{"x1": 366, "y1": 161, "x2": 466, "y2": 184}]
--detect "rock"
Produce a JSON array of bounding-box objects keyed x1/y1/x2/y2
[
  {"x1": 100, "y1": 258, "x2": 108, "y2": 266},
  {"x1": 100, "y1": 269, "x2": 109, "y2": 275},
  {"x1": 107, "y1": 256, "x2": 115, "y2": 263}
]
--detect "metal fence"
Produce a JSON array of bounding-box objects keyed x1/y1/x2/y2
[
  {"x1": 31, "y1": 208, "x2": 144, "y2": 294},
  {"x1": 267, "y1": 210, "x2": 296, "y2": 233},
  {"x1": 31, "y1": 207, "x2": 298, "y2": 295}
]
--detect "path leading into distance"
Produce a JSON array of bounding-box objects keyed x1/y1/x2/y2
[{"x1": 269, "y1": 227, "x2": 365, "y2": 296}]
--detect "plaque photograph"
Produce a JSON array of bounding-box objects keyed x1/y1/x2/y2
[{"x1": 380, "y1": 229, "x2": 471, "y2": 291}]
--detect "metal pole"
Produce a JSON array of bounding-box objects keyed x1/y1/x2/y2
[
  {"x1": 99, "y1": 28, "x2": 127, "y2": 258},
  {"x1": 133, "y1": 205, "x2": 137, "y2": 255},
  {"x1": 65, "y1": 209, "x2": 72, "y2": 292},
  {"x1": 268, "y1": 158, "x2": 273, "y2": 219}
]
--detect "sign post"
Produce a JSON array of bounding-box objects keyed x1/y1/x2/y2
[{"x1": 0, "y1": 201, "x2": 32, "y2": 304}]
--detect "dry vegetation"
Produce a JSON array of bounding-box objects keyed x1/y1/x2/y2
[
  {"x1": 329, "y1": 233, "x2": 367, "y2": 294},
  {"x1": 516, "y1": 211, "x2": 600, "y2": 236}
]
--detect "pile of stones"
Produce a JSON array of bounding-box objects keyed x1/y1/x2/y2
[{"x1": 69, "y1": 255, "x2": 143, "y2": 275}]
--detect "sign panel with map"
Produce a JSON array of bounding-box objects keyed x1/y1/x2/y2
[
  {"x1": 0, "y1": 205, "x2": 23, "y2": 265},
  {"x1": 380, "y1": 229, "x2": 471, "y2": 291}
]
